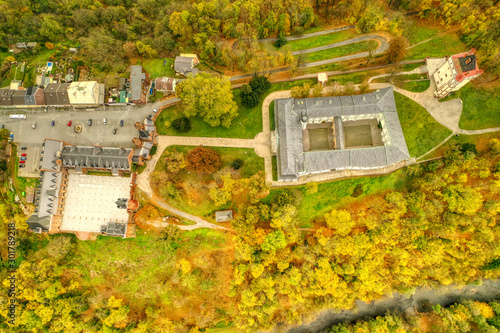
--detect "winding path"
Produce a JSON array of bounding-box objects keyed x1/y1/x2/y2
[{"x1": 230, "y1": 27, "x2": 389, "y2": 81}]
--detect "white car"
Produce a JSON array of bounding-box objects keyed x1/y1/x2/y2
[
  {"x1": 103, "y1": 118, "x2": 107, "y2": 125},
  {"x1": 32, "y1": 122, "x2": 36, "y2": 129}
]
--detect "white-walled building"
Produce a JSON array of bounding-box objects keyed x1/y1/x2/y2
[
  {"x1": 67, "y1": 81, "x2": 105, "y2": 106},
  {"x1": 432, "y1": 49, "x2": 483, "y2": 99}
]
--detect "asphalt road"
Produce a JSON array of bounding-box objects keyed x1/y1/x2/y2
[{"x1": 0, "y1": 98, "x2": 179, "y2": 149}]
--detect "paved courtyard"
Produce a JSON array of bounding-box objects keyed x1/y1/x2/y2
[{"x1": 60, "y1": 174, "x2": 132, "y2": 233}]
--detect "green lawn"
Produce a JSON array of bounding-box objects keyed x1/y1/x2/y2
[
  {"x1": 398, "y1": 80, "x2": 430, "y2": 93},
  {"x1": 271, "y1": 156, "x2": 277, "y2": 182},
  {"x1": 269, "y1": 100, "x2": 275, "y2": 131},
  {"x1": 305, "y1": 40, "x2": 378, "y2": 62},
  {"x1": 263, "y1": 170, "x2": 407, "y2": 222},
  {"x1": 404, "y1": 34, "x2": 466, "y2": 60},
  {"x1": 440, "y1": 84, "x2": 500, "y2": 130},
  {"x1": 138, "y1": 58, "x2": 175, "y2": 78},
  {"x1": 328, "y1": 70, "x2": 383, "y2": 84},
  {"x1": 156, "y1": 79, "x2": 317, "y2": 139},
  {"x1": 395, "y1": 92, "x2": 452, "y2": 157},
  {"x1": 406, "y1": 25, "x2": 439, "y2": 45},
  {"x1": 268, "y1": 29, "x2": 358, "y2": 52}
]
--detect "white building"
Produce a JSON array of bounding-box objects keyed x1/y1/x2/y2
[
  {"x1": 432, "y1": 49, "x2": 483, "y2": 99},
  {"x1": 67, "y1": 81, "x2": 105, "y2": 106}
]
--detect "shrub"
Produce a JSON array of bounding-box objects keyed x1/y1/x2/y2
[
  {"x1": 232, "y1": 159, "x2": 244, "y2": 170},
  {"x1": 172, "y1": 117, "x2": 191, "y2": 132},
  {"x1": 274, "y1": 191, "x2": 294, "y2": 206},
  {"x1": 249, "y1": 75, "x2": 271, "y2": 96},
  {"x1": 352, "y1": 183, "x2": 364, "y2": 197},
  {"x1": 275, "y1": 32, "x2": 287, "y2": 48}
]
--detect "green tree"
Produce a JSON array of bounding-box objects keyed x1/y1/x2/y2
[
  {"x1": 249, "y1": 75, "x2": 271, "y2": 96},
  {"x1": 176, "y1": 73, "x2": 238, "y2": 128}
]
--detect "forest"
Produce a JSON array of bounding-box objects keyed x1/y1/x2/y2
[{"x1": 0, "y1": 0, "x2": 498, "y2": 74}]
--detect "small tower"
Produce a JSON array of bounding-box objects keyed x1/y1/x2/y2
[{"x1": 432, "y1": 49, "x2": 483, "y2": 99}]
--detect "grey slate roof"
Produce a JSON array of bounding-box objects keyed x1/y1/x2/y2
[
  {"x1": 274, "y1": 87, "x2": 410, "y2": 181},
  {"x1": 101, "y1": 222, "x2": 127, "y2": 237},
  {"x1": 61, "y1": 145, "x2": 132, "y2": 170},
  {"x1": 130, "y1": 65, "x2": 146, "y2": 101},
  {"x1": 215, "y1": 210, "x2": 233, "y2": 222},
  {"x1": 174, "y1": 57, "x2": 194, "y2": 75},
  {"x1": 41, "y1": 139, "x2": 63, "y2": 171}
]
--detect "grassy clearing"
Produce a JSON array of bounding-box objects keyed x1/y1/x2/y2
[
  {"x1": 328, "y1": 70, "x2": 383, "y2": 84},
  {"x1": 440, "y1": 84, "x2": 500, "y2": 130},
  {"x1": 405, "y1": 34, "x2": 466, "y2": 60},
  {"x1": 138, "y1": 58, "x2": 175, "y2": 78},
  {"x1": 305, "y1": 40, "x2": 378, "y2": 62},
  {"x1": 263, "y1": 170, "x2": 407, "y2": 222},
  {"x1": 15, "y1": 177, "x2": 38, "y2": 194},
  {"x1": 156, "y1": 79, "x2": 317, "y2": 138},
  {"x1": 395, "y1": 92, "x2": 452, "y2": 157},
  {"x1": 71, "y1": 227, "x2": 231, "y2": 323}
]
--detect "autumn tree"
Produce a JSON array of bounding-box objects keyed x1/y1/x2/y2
[
  {"x1": 163, "y1": 149, "x2": 187, "y2": 174},
  {"x1": 387, "y1": 36, "x2": 408, "y2": 63},
  {"x1": 291, "y1": 83, "x2": 310, "y2": 98},
  {"x1": 176, "y1": 73, "x2": 238, "y2": 128},
  {"x1": 187, "y1": 146, "x2": 222, "y2": 174}
]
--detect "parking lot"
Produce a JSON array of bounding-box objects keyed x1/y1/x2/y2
[{"x1": 17, "y1": 146, "x2": 41, "y2": 178}]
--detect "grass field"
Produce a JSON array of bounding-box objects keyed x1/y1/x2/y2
[
  {"x1": 156, "y1": 79, "x2": 317, "y2": 138},
  {"x1": 395, "y1": 92, "x2": 452, "y2": 157},
  {"x1": 263, "y1": 170, "x2": 407, "y2": 222},
  {"x1": 404, "y1": 34, "x2": 466, "y2": 60},
  {"x1": 305, "y1": 40, "x2": 378, "y2": 62},
  {"x1": 268, "y1": 29, "x2": 358, "y2": 52},
  {"x1": 139, "y1": 58, "x2": 175, "y2": 78},
  {"x1": 440, "y1": 84, "x2": 500, "y2": 130}
]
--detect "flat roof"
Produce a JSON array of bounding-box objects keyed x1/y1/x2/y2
[{"x1": 60, "y1": 174, "x2": 132, "y2": 233}]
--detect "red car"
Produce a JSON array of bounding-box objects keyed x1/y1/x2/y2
[
  {"x1": 21, "y1": 153, "x2": 26, "y2": 156},
  {"x1": 19, "y1": 161, "x2": 25, "y2": 164},
  {"x1": 67, "y1": 120, "x2": 72, "y2": 126}
]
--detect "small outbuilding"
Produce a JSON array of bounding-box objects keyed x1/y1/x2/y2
[
  {"x1": 318, "y1": 73, "x2": 328, "y2": 85},
  {"x1": 215, "y1": 210, "x2": 233, "y2": 222}
]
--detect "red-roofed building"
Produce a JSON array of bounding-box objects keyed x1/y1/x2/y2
[{"x1": 433, "y1": 49, "x2": 483, "y2": 99}]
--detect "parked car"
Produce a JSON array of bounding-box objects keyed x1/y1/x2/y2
[
  {"x1": 67, "y1": 120, "x2": 72, "y2": 126},
  {"x1": 51, "y1": 120, "x2": 55, "y2": 127},
  {"x1": 103, "y1": 118, "x2": 107, "y2": 125},
  {"x1": 21, "y1": 153, "x2": 26, "y2": 157},
  {"x1": 19, "y1": 161, "x2": 25, "y2": 164},
  {"x1": 20, "y1": 157, "x2": 26, "y2": 161},
  {"x1": 1, "y1": 124, "x2": 4, "y2": 129},
  {"x1": 120, "y1": 120, "x2": 124, "y2": 127},
  {"x1": 153, "y1": 108, "x2": 158, "y2": 113},
  {"x1": 32, "y1": 122, "x2": 36, "y2": 129},
  {"x1": 20, "y1": 146, "x2": 27, "y2": 150},
  {"x1": 88, "y1": 119, "x2": 92, "y2": 126},
  {"x1": 19, "y1": 164, "x2": 25, "y2": 168},
  {"x1": 113, "y1": 128, "x2": 117, "y2": 134}
]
